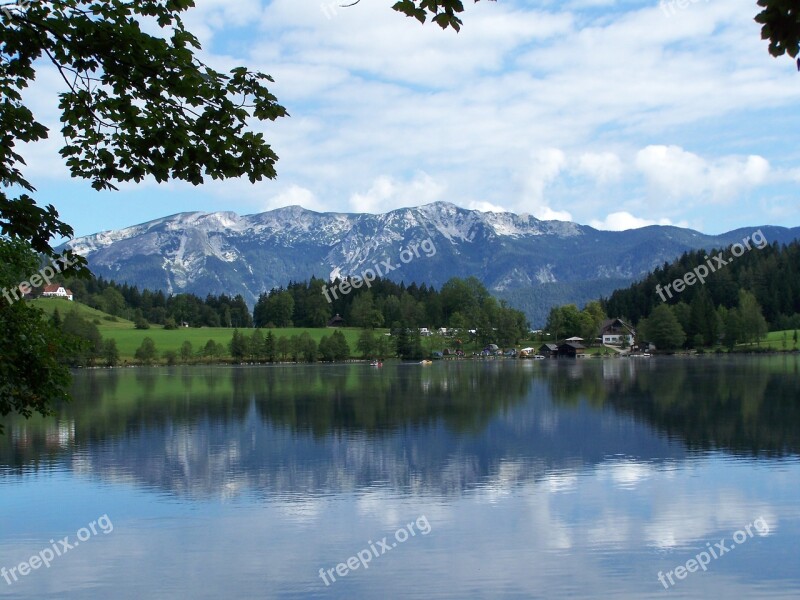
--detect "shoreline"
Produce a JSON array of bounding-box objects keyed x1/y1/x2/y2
[{"x1": 73, "y1": 348, "x2": 800, "y2": 370}]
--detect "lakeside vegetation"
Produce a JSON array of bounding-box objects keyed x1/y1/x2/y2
[
  {"x1": 31, "y1": 295, "x2": 528, "y2": 366},
  {"x1": 542, "y1": 240, "x2": 800, "y2": 352},
  {"x1": 31, "y1": 295, "x2": 800, "y2": 368},
  {"x1": 27, "y1": 273, "x2": 531, "y2": 366}
]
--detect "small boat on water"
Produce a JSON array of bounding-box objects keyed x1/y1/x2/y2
[
  {"x1": 369, "y1": 360, "x2": 383, "y2": 367},
  {"x1": 419, "y1": 360, "x2": 433, "y2": 366}
]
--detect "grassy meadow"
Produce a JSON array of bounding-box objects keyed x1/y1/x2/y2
[{"x1": 33, "y1": 298, "x2": 379, "y2": 359}]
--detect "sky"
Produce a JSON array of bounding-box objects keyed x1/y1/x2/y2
[{"x1": 19, "y1": 0, "x2": 800, "y2": 238}]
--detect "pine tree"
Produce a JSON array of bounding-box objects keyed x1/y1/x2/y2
[
  {"x1": 229, "y1": 329, "x2": 249, "y2": 362},
  {"x1": 250, "y1": 329, "x2": 265, "y2": 362},
  {"x1": 331, "y1": 330, "x2": 351, "y2": 360},
  {"x1": 318, "y1": 336, "x2": 335, "y2": 362},
  {"x1": 264, "y1": 331, "x2": 277, "y2": 363}
]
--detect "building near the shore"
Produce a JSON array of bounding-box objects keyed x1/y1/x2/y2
[
  {"x1": 557, "y1": 341, "x2": 586, "y2": 358},
  {"x1": 599, "y1": 318, "x2": 636, "y2": 346}
]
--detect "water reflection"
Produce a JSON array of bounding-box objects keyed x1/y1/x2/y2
[
  {"x1": 1, "y1": 357, "x2": 798, "y2": 500},
  {"x1": 1, "y1": 357, "x2": 799, "y2": 599}
]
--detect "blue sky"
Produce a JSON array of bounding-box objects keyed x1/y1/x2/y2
[{"x1": 19, "y1": 0, "x2": 800, "y2": 238}]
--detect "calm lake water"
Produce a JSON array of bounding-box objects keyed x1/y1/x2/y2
[{"x1": 1, "y1": 356, "x2": 799, "y2": 599}]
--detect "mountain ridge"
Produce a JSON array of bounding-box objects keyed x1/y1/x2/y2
[{"x1": 63, "y1": 201, "x2": 800, "y2": 325}]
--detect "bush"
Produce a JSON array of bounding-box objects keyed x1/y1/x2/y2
[
  {"x1": 163, "y1": 317, "x2": 178, "y2": 330},
  {"x1": 134, "y1": 316, "x2": 150, "y2": 330},
  {"x1": 163, "y1": 350, "x2": 178, "y2": 366},
  {"x1": 201, "y1": 339, "x2": 225, "y2": 361},
  {"x1": 61, "y1": 310, "x2": 103, "y2": 367},
  {"x1": 180, "y1": 341, "x2": 193, "y2": 363},
  {"x1": 134, "y1": 337, "x2": 158, "y2": 364},
  {"x1": 0, "y1": 300, "x2": 73, "y2": 432},
  {"x1": 102, "y1": 339, "x2": 120, "y2": 367},
  {"x1": 297, "y1": 332, "x2": 318, "y2": 363}
]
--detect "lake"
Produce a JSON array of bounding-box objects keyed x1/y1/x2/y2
[{"x1": 1, "y1": 356, "x2": 799, "y2": 599}]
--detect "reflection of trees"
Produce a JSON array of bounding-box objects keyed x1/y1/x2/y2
[
  {"x1": 0, "y1": 364, "x2": 534, "y2": 469},
  {"x1": 538, "y1": 361, "x2": 613, "y2": 408},
  {"x1": 0, "y1": 362, "x2": 686, "y2": 499},
  {"x1": 2, "y1": 357, "x2": 798, "y2": 489},
  {"x1": 545, "y1": 357, "x2": 800, "y2": 456},
  {"x1": 0, "y1": 369, "x2": 120, "y2": 471},
  {"x1": 245, "y1": 362, "x2": 533, "y2": 437},
  {"x1": 0, "y1": 367, "x2": 250, "y2": 470}
]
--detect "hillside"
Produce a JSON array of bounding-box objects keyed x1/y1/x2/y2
[{"x1": 31, "y1": 298, "x2": 135, "y2": 329}]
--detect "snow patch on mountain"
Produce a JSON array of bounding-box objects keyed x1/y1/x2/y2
[{"x1": 536, "y1": 265, "x2": 558, "y2": 284}]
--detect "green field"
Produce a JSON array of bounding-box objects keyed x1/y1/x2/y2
[
  {"x1": 31, "y1": 298, "x2": 486, "y2": 360},
  {"x1": 32, "y1": 298, "x2": 379, "y2": 359},
  {"x1": 100, "y1": 326, "x2": 375, "y2": 359},
  {"x1": 32, "y1": 297, "x2": 135, "y2": 329},
  {"x1": 741, "y1": 329, "x2": 799, "y2": 351}
]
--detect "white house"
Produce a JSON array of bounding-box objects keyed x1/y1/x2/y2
[
  {"x1": 41, "y1": 284, "x2": 74, "y2": 301},
  {"x1": 599, "y1": 318, "x2": 635, "y2": 346}
]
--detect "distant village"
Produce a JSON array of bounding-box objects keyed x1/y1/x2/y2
[{"x1": 409, "y1": 317, "x2": 648, "y2": 360}]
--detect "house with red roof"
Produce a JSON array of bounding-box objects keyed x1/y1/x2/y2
[{"x1": 41, "y1": 284, "x2": 74, "y2": 301}]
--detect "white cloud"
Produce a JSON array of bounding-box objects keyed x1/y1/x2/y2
[
  {"x1": 536, "y1": 206, "x2": 574, "y2": 222},
  {"x1": 349, "y1": 172, "x2": 445, "y2": 214},
  {"x1": 576, "y1": 152, "x2": 624, "y2": 184},
  {"x1": 635, "y1": 145, "x2": 771, "y2": 202},
  {"x1": 517, "y1": 149, "x2": 573, "y2": 221},
  {"x1": 183, "y1": 0, "x2": 265, "y2": 46},
  {"x1": 264, "y1": 185, "x2": 325, "y2": 212},
  {"x1": 589, "y1": 211, "x2": 686, "y2": 231},
  {"x1": 524, "y1": 149, "x2": 567, "y2": 202},
  {"x1": 468, "y1": 200, "x2": 509, "y2": 213},
  {"x1": 16, "y1": 0, "x2": 800, "y2": 235}
]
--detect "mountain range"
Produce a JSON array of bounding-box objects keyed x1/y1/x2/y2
[{"x1": 63, "y1": 202, "x2": 800, "y2": 326}]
